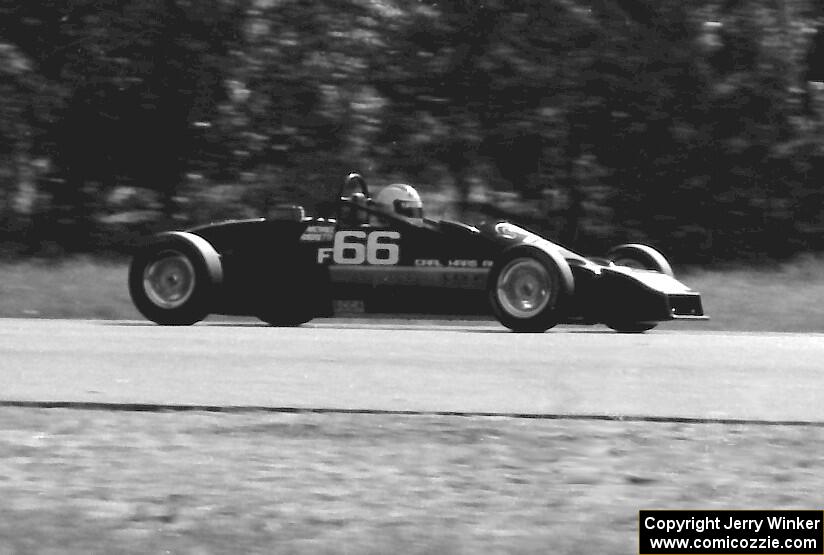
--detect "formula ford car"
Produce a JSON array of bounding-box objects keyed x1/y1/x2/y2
[{"x1": 129, "y1": 173, "x2": 707, "y2": 332}]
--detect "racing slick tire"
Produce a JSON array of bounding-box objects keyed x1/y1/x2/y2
[
  {"x1": 257, "y1": 309, "x2": 313, "y2": 327},
  {"x1": 488, "y1": 245, "x2": 574, "y2": 333},
  {"x1": 605, "y1": 244, "x2": 673, "y2": 333},
  {"x1": 255, "y1": 270, "x2": 319, "y2": 327},
  {"x1": 129, "y1": 232, "x2": 223, "y2": 325},
  {"x1": 606, "y1": 243, "x2": 674, "y2": 277},
  {"x1": 604, "y1": 321, "x2": 658, "y2": 333}
]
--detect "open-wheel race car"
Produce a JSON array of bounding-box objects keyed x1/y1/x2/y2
[{"x1": 129, "y1": 173, "x2": 708, "y2": 332}]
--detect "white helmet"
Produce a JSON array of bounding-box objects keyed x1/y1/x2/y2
[{"x1": 374, "y1": 184, "x2": 423, "y2": 220}]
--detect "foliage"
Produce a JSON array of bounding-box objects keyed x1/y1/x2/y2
[{"x1": 0, "y1": 0, "x2": 822, "y2": 262}]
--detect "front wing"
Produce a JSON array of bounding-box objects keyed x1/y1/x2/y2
[{"x1": 594, "y1": 267, "x2": 707, "y2": 322}]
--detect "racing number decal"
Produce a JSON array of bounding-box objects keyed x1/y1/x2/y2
[
  {"x1": 318, "y1": 231, "x2": 400, "y2": 265},
  {"x1": 334, "y1": 231, "x2": 400, "y2": 265}
]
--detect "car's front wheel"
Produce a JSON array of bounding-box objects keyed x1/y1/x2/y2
[
  {"x1": 605, "y1": 243, "x2": 674, "y2": 333},
  {"x1": 488, "y1": 246, "x2": 574, "y2": 332},
  {"x1": 606, "y1": 243, "x2": 674, "y2": 276},
  {"x1": 129, "y1": 233, "x2": 222, "y2": 325}
]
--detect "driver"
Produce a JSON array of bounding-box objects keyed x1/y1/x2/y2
[{"x1": 373, "y1": 184, "x2": 424, "y2": 223}]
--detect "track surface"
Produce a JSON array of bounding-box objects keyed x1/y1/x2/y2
[{"x1": 1, "y1": 318, "x2": 822, "y2": 422}]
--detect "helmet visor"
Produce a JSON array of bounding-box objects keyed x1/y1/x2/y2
[{"x1": 394, "y1": 199, "x2": 423, "y2": 219}]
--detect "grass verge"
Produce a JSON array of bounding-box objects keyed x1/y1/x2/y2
[
  {"x1": 678, "y1": 255, "x2": 824, "y2": 332},
  {"x1": 1, "y1": 409, "x2": 820, "y2": 554},
  {"x1": 0, "y1": 257, "x2": 140, "y2": 320}
]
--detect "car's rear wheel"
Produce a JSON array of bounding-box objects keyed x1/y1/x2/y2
[
  {"x1": 604, "y1": 321, "x2": 658, "y2": 333},
  {"x1": 488, "y1": 246, "x2": 574, "y2": 332},
  {"x1": 129, "y1": 234, "x2": 221, "y2": 325},
  {"x1": 257, "y1": 309, "x2": 313, "y2": 327},
  {"x1": 605, "y1": 243, "x2": 674, "y2": 333},
  {"x1": 256, "y1": 273, "x2": 317, "y2": 327}
]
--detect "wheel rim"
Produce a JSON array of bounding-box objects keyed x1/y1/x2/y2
[
  {"x1": 142, "y1": 252, "x2": 196, "y2": 309},
  {"x1": 496, "y1": 258, "x2": 553, "y2": 319}
]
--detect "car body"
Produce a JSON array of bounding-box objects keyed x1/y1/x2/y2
[{"x1": 129, "y1": 173, "x2": 708, "y2": 332}]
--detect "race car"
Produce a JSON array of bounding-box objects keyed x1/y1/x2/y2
[{"x1": 128, "y1": 172, "x2": 707, "y2": 332}]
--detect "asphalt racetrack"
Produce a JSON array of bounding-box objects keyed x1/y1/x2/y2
[
  {"x1": 1, "y1": 318, "x2": 822, "y2": 424},
  {"x1": 4, "y1": 318, "x2": 824, "y2": 554}
]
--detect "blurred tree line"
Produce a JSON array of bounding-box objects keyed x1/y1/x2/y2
[{"x1": 1, "y1": 0, "x2": 823, "y2": 262}]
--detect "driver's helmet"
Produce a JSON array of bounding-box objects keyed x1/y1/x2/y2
[{"x1": 374, "y1": 184, "x2": 423, "y2": 220}]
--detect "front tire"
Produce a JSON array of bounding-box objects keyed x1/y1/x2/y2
[
  {"x1": 605, "y1": 243, "x2": 674, "y2": 333},
  {"x1": 606, "y1": 243, "x2": 674, "y2": 277},
  {"x1": 129, "y1": 234, "x2": 221, "y2": 325},
  {"x1": 488, "y1": 246, "x2": 574, "y2": 332}
]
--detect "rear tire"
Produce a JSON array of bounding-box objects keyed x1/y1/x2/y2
[
  {"x1": 488, "y1": 246, "x2": 574, "y2": 332},
  {"x1": 257, "y1": 310, "x2": 313, "y2": 327},
  {"x1": 129, "y1": 234, "x2": 221, "y2": 325},
  {"x1": 256, "y1": 272, "x2": 318, "y2": 327},
  {"x1": 605, "y1": 321, "x2": 658, "y2": 333}
]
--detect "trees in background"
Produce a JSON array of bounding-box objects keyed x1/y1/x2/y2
[
  {"x1": 0, "y1": 0, "x2": 822, "y2": 262},
  {"x1": 0, "y1": 0, "x2": 245, "y2": 249}
]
